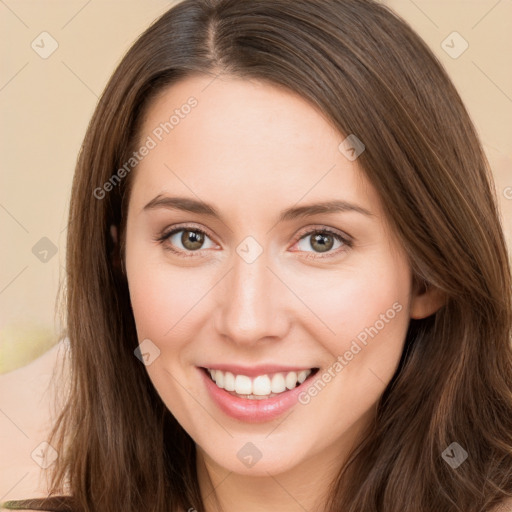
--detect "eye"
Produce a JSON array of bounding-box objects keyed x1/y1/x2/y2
[
  {"x1": 156, "y1": 225, "x2": 217, "y2": 257},
  {"x1": 155, "y1": 224, "x2": 352, "y2": 260},
  {"x1": 292, "y1": 227, "x2": 352, "y2": 259}
]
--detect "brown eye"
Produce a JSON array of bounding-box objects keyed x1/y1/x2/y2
[
  {"x1": 158, "y1": 226, "x2": 216, "y2": 256},
  {"x1": 180, "y1": 229, "x2": 205, "y2": 251},
  {"x1": 309, "y1": 233, "x2": 335, "y2": 253},
  {"x1": 295, "y1": 228, "x2": 351, "y2": 259}
]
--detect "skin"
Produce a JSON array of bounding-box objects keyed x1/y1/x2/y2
[{"x1": 124, "y1": 74, "x2": 443, "y2": 512}]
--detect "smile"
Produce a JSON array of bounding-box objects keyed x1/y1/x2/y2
[
  {"x1": 198, "y1": 366, "x2": 320, "y2": 423},
  {"x1": 205, "y1": 367, "x2": 317, "y2": 399}
]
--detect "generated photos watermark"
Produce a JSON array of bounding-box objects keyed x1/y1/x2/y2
[
  {"x1": 93, "y1": 96, "x2": 198, "y2": 200},
  {"x1": 298, "y1": 301, "x2": 403, "y2": 405}
]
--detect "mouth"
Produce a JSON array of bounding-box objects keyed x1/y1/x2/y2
[{"x1": 200, "y1": 366, "x2": 320, "y2": 400}]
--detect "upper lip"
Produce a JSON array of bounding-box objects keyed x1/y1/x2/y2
[{"x1": 199, "y1": 364, "x2": 318, "y2": 377}]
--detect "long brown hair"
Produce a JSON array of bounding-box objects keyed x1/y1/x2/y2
[{"x1": 2, "y1": 0, "x2": 511, "y2": 510}]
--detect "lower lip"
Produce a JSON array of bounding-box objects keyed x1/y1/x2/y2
[{"x1": 198, "y1": 367, "x2": 318, "y2": 423}]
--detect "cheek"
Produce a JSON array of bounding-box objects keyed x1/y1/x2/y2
[
  {"x1": 287, "y1": 258, "x2": 411, "y2": 443},
  {"x1": 128, "y1": 262, "x2": 205, "y2": 343},
  {"x1": 290, "y1": 248, "x2": 412, "y2": 401},
  {"x1": 292, "y1": 253, "x2": 410, "y2": 340},
  {"x1": 125, "y1": 221, "x2": 210, "y2": 341},
  {"x1": 126, "y1": 255, "x2": 205, "y2": 412}
]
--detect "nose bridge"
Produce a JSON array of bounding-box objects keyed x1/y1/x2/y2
[{"x1": 215, "y1": 242, "x2": 288, "y2": 344}]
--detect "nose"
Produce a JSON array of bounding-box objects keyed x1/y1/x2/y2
[{"x1": 214, "y1": 246, "x2": 291, "y2": 347}]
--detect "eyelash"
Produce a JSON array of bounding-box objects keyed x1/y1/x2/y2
[{"x1": 154, "y1": 223, "x2": 353, "y2": 260}]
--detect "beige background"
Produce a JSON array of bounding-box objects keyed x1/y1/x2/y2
[{"x1": 1, "y1": 0, "x2": 511, "y2": 503}]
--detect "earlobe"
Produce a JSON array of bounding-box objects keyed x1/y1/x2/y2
[{"x1": 409, "y1": 278, "x2": 446, "y2": 319}]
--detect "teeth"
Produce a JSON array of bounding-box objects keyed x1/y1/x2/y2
[
  {"x1": 285, "y1": 371, "x2": 298, "y2": 390},
  {"x1": 235, "y1": 375, "x2": 252, "y2": 395},
  {"x1": 207, "y1": 368, "x2": 314, "y2": 398},
  {"x1": 215, "y1": 370, "x2": 224, "y2": 388},
  {"x1": 271, "y1": 373, "x2": 286, "y2": 393},
  {"x1": 224, "y1": 371, "x2": 235, "y2": 391},
  {"x1": 297, "y1": 370, "x2": 309, "y2": 384}
]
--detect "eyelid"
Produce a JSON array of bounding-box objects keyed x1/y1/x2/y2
[
  {"x1": 161, "y1": 222, "x2": 217, "y2": 243},
  {"x1": 290, "y1": 225, "x2": 353, "y2": 259},
  {"x1": 155, "y1": 223, "x2": 353, "y2": 259},
  {"x1": 293, "y1": 224, "x2": 352, "y2": 244},
  {"x1": 155, "y1": 222, "x2": 219, "y2": 258}
]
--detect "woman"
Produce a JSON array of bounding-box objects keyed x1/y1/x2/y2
[{"x1": 2, "y1": 0, "x2": 511, "y2": 510}]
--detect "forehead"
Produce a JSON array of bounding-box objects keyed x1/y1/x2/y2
[
  {"x1": 141, "y1": 73, "x2": 339, "y2": 146},
  {"x1": 129, "y1": 74, "x2": 377, "y2": 215}
]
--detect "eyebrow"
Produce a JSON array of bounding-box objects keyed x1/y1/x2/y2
[{"x1": 142, "y1": 195, "x2": 373, "y2": 222}]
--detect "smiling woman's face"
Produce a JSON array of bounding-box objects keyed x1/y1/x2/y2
[{"x1": 124, "y1": 74, "x2": 435, "y2": 479}]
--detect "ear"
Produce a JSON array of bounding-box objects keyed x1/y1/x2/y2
[
  {"x1": 109, "y1": 224, "x2": 124, "y2": 275},
  {"x1": 110, "y1": 224, "x2": 118, "y2": 245},
  {"x1": 409, "y1": 277, "x2": 445, "y2": 319}
]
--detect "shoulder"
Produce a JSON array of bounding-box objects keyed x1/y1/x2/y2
[
  {"x1": 0, "y1": 496, "x2": 75, "y2": 511},
  {"x1": 0, "y1": 502, "x2": 49, "y2": 511}
]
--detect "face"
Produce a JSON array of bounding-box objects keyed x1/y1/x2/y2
[{"x1": 124, "y1": 74, "x2": 434, "y2": 478}]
